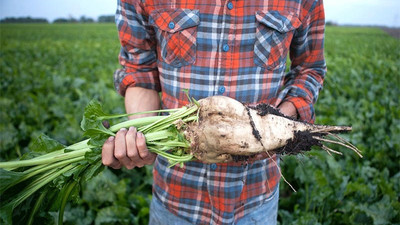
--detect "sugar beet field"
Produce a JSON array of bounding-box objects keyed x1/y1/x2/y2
[{"x1": 0, "y1": 24, "x2": 399, "y2": 224}]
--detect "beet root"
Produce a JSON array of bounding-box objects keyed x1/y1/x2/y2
[{"x1": 184, "y1": 96, "x2": 361, "y2": 163}]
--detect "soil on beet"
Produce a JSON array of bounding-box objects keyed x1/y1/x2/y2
[
  {"x1": 273, "y1": 130, "x2": 323, "y2": 155},
  {"x1": 250, "y1": 103, "x2": 284, "y2": 117},
  {"x1": 231, "y1": 131, "x2": 323, "y2": 163},
  {"x1": 249, "y1": 103, "x2": 301, "y2": 122},
  {"x1": 245, "y1": 106, "x2": 262, "y2": 142}
]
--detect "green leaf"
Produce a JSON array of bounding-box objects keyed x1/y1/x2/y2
[
  {"x1": 94, "y1": 205, "x2": 133, "y2": 225},
  {"x1": 27, "y1": 189, "x2": 47, "y2": 225},
  {"x1": 84, "y1": 148, "x2": 102, "y2": 164},
  {"x1": 82, "y1": 100, "x2": 111, "y2": 123},
  {"x1": 80, "y1": 160, "x2": 105, "y2": 182},
  {"x1": 356, "y1": 195, "x2": 396, "y2": 225},
  {"x1": 0, "y1": 168, "x2": 25, "y2": 194},
  {"x1": 0, "y1": 204, "x2": 13, "y2": 225},
  {"x1": 80, "y1": 103, "x2": 114, "y2": 147},
  {"x1": 80, "y1": 100, "x2": 114, "y2": 138},
  {"x1": 82, "y1": 169, "x2": 119, "y2": 207},
  {"x1": 58, "y1": 181, "x2": 78, "y2": 225},
  {"x1": 82, "y1": 120, "x2": 113, "y2": 135},
  {"x1": 87, "y1": 134, "x2": 109, "y2": 147},
  {"x1": 30, "y1": 134, "x2": 65, "y2": 153},
  {"x1": 62, "y1": 205, "x2": 94, "y2": 225}
]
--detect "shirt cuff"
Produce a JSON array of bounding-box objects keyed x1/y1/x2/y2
[
  {"x1": 284, "y1": 96, "x2": 315, "y2": 123},
  {"x1": 114, "y1": 69, "x2": 161, "y2": 96}
]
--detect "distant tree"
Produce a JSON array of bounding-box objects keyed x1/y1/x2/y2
[
  {"x1": 79, "y1": 16, "x2": 94, "y2": 23},
  {"x1": 53, "y1": 16, "x2": 81, "y2": 23},
  {"x1": 326, "y1": 21, "x2": 338, "y2": 26},
  {"x1": 0, "y1": 17, "x2": 48, "y2": 23},
  {"x1": 53, "y1": 18, "x2": 69, "y2": 23},
  {"x1": 68, "y1": 15, "x2": 78, "y2": 23},
  {"x1": 98, "y1": 15, "x2": 114, "y2": 23}
]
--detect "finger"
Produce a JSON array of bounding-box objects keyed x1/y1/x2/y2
[
  {"x1": 102, "y1": 136, "x2": 115, "y2": 166},
  {"x1": 125, "y1": 127, "x2": 141, "y2": 169},
  {"x1": 111, "y1": 161, "x2": 122, "y2": 170},
  {"x1": 253, "y1": 152, "x2": 270, "y2": 162},
  {"x1": 114, "y1": 128, "x2": 134, "y2": 168},
  {"x1": 102, "y1": 136, "x2": 121, "y2": 168},
  {"x1": 136, "y1": 132, "x2": 156, "y2": 165},
  {"x1": 125, "y1": 127, "x2": 138, "y2": 159},
  {"x1": 136, "y1": 132, "x2": 149, "y2": 159},
  {"x1": 128, "y1": 131, "x2": 146, "y2": 168}
]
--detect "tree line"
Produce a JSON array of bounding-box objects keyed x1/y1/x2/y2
[{"x1": 0, "y1": 15, "x2": 114, "y2": 23}]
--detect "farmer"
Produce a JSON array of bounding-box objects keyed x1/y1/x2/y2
[{"x1": 102, "y1": 0, "x2": 326, "y2": 224}]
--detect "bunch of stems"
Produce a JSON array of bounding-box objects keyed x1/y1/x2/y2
[{"x1": 0, "y1": 102, "x2": 200, "y2": 225}]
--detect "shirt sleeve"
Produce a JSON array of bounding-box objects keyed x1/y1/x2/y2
[
  {"x1": 114, "y1": 0, "x2": 161, "y2": 96},
  {"x1": 279, "y1": 0, "x2": 326, "y2": 123}
]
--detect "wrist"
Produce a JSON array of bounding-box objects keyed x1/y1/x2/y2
[{"x1": 125, "y1": 87, "x2": 160, "y2": 119}]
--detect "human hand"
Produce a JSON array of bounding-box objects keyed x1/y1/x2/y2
[
  {"x1": 277, "y1": 101, "x2": 298, "y2": 119},
  {"x1": 101, "y1": 127, "x2": 156, "y2": 169}
]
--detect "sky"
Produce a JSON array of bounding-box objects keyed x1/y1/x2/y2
[{"x1": 0, "y1": 0, "x2": 399, "y2": 27}]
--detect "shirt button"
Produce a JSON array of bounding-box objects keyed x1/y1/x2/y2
[
  {"x1": 227, "y1": 2, "x2": 234, "y2": 10},
  {"x1": 168, "y1": 21, "x2": 175, "y2": 29},
  {"x1": 222, "y1": 44, "x2": 230, "y2": 52},
  {"x1": 218, "y1": 86, "x2": 226, "y2": 94},
  {"x1": 210, "y1": 163, "x2": 217, "y2": 170}
]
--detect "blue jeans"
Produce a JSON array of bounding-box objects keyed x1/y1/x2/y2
[{"x1": 149, "y1": 186, "x2": 279, "y2": 225}]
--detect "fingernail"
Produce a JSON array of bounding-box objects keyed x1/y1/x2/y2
[
  {"x1": 129, "y1": 126, "x2": 136, "y2": 131},
  {"x1": 138, "y1": 132, "x2": 144, "y2": 138},
  {"x1": 108, "y1": 136, "x2": 115, "y2": 141},
  {"x1": 120, "y1": 128, "x2": 127, "y2": 132}
]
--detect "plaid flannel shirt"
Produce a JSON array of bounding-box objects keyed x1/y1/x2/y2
[{"x1": 114, "y1": 0, "x2": 326, "y2": 224}]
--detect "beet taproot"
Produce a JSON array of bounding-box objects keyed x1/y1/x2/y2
[{"x1": 184, "y1": 96, "x2": 361, "y2": 163}]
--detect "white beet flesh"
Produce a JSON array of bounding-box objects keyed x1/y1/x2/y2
[{"x1": 184, "y1": 96, "x2": 361, "y2": 163}]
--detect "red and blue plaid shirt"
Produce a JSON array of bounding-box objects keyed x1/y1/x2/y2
[{"x1": 114, "y1": 0, "x2": 326, "y2": 223}]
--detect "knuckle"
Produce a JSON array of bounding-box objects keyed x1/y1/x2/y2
[
  {"x1": 102, "y1": 158, "x2": 113, "y2": 166},
  {"x1": 130, "y1": 158, "x2": 143, "y2": 167},
  {"x1": 125, "y1": 163, "x2": 136, "y2": 170},
  {"x1": 114, "y1": 152, "x2": 125, "y2": 159},
  {"x1": 125, "y1": 165, "x2": 134, "y2": 170},
  {"x1": 136, "y1": 139, "x2": 146, "y2": 149},
  {"x1": 111, "y1": 164, "x2": 121, "y2": 170},
  {"x1": 139, "y1": 150, "x2": 149, "y2": 158},
  {"x1": 127, "y1": 150, "x2": 138, "y2": 158}
]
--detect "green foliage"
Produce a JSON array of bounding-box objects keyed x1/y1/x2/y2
[
  {"x1": 0, "y1": 23, "x2": 124, "y2": 161},
  {"x1": 62, "y1": 168, "x2": 152, "y2": 225},
  {"x1": 279, "y1": 27, "x2": 400, "y2": 225},
  {"x1": 1, "y1": 24, "x2": 399, "y2": 224}
]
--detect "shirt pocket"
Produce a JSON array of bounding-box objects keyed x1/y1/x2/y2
[
  {"x1": 149, "y1": 8, "x2": 200, "y2": 68},
  {"x1": 254, "y1": 10, "x2": 301, "y2": 69}
]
